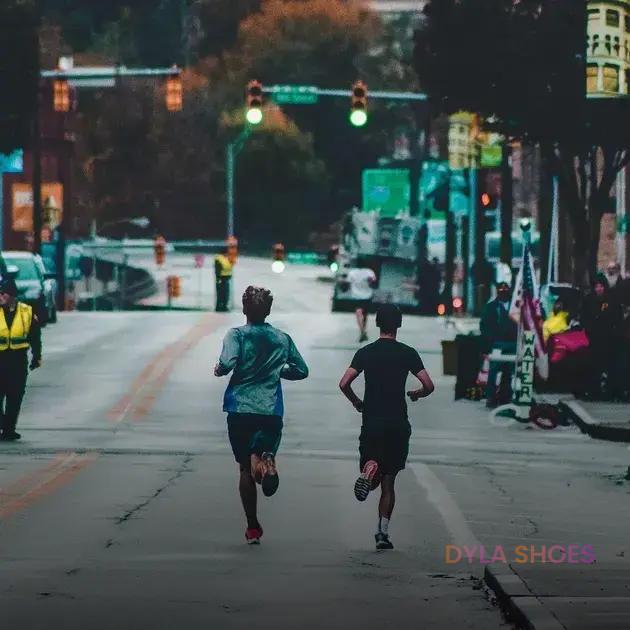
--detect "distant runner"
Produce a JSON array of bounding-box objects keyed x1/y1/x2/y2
[
  {"x1": 347, "y1": 264, "x2": 377, "y2": 343},
  {"x1": 339, "y1": 304, "x2": 434, "y2": 550},
  {"x1": 214, "y1": 286, "x2": 309, "y2": 544}
]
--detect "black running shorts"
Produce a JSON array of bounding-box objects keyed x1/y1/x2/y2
[
  {"x1": 359, "y1": 420, "x2": 411, "y2": 475},
  {"x1": 227, "y1": 413, "x2": 283, "y2": 466}
]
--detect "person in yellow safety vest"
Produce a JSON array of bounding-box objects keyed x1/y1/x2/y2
[
  {"x1": 215, "y1": 248, "x2": 233, "y2": 312},
  {"x1": 0, "y1": 277, "x2": 42, "y2": 441}
]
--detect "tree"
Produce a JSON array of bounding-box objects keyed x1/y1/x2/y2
[
  {"x1": 0, "y1": 0, "x2": 39, "y2": 154},
  {"x1": 415, "y1": 0, "x2": 629, "y2": 286},
  {"x1": 225, "y1": 0, "x2": 397, "y2": 228},
  {"x1": 221, "y1": 106, "x2": 329, "y2": 246}
]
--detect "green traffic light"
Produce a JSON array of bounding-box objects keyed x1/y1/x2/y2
[
  {"x1": 246, "y1": 107, "x2": 263, "y2": 125},
  {"x1": 350, "y1": 109, "x2": 368, "y2": 127}
]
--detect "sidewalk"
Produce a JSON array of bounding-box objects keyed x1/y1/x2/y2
[
  {"x1": 560, "y1": 400, "x2": 630, "y2": 442},
  {"x1": 486, "y1": 561, "x2": 630, "y2": 630}
]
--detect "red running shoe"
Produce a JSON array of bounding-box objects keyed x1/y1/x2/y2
[
  {"x1": 354, "y1": 460, "x2": 379, "y2": 502},
  {"x1": 245, "y1": 526, "x2": 263, "y2": 545}
]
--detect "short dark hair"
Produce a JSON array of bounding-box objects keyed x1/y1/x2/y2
[
  {"x1": 242, "y1": 285, "x2": 273, "y2": 323},
  {"x1": 376, "y1": 303, "x2": 402, "y2": 332}
]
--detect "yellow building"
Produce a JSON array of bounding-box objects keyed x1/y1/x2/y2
[
  {"x1": 587, "y1": 0, "x2": 630, "y2": 96},
  {"x1": 448, "y1": 112, "x2": 478, "y2": 170}
]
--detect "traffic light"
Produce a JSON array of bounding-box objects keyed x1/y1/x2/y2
[
  {"x1": 53, "y1": 79, "x2": 70, "y2": 112},
  {"x1": 327, "y1": 245, "x2": 339, "y2": 272},
  {"x1": 272, "y1": 242, "x2": 285, "y2": 273},
  {"x1": 154, "y1": 235, "x2": 166, "y2": 266},
  {"x1": 480, "y1": 192, "x2": 493, "y2": 209},
  {"x1": 165, "y1": 72, "x2": 183, "y2": 112},
  {"x1": 246, "y1": 80, "x2": 263, "y2": 125},
  {"x1": 167, "y1": 275, "x2": 181, "y2": 298},
  {"x1": 227, "y1": 236, "x2": 238, "y2": 265},
  {"x1": 350, "y1": 80, "x2": 368, "y2": 127}
]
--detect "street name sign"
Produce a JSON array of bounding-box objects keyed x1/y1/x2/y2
[{"x1": 272, "y1": 85, "x2": 319, "y2": 105}]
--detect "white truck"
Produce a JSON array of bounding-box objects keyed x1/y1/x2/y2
[{"x1": 332, "y1": 209, "x2": 424, "y2": 313}]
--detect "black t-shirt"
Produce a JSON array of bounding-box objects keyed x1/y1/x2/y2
[{"x1": 350, "y1": 338, "x2": 425, "y2": 424}]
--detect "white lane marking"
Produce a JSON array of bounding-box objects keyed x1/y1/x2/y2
[{"x1": 410, "y1": 463, "x2": 480, "y2": 549}]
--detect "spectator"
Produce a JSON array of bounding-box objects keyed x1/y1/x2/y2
[
  {"x1": 581, "y1": 274, "x2": 623, "y2": 398},
  {"x1": 479, "y1": 282, "x2": 518, "y2": 407},
  {"x1": 543, "y1": 298, "x2": 570, "y2": 342},
  {"x1": 605, "y1": 261, "x2": 630, "y2": 307}
]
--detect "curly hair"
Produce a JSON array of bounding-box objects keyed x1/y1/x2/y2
[{"x1": 242, "y1": 285, "x2": 273, "y2": 323}]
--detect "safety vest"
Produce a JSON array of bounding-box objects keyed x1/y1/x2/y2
[
  {"x1": 215, "y1": 254, "x2": 233, "y2": 279},
  {"x1": 0, "y1": 303, "x2": 33, "y2": 351}
]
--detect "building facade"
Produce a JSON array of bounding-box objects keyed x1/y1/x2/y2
[{"x1": 587, "y1": 0, "x2": 630, "y2": 96}]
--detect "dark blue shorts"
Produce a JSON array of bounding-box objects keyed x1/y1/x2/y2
[{"x1": 227, "y1": 413, "x2": 283, "y2": 466}]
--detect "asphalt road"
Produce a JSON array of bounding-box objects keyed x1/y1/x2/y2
[{"x1": 3, "y1": 258, "x2": 630, "y2": 629}]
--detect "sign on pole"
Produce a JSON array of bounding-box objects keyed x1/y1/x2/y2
[{"x1": 513, "y1": 330, "x2": 536, "y2": 407}]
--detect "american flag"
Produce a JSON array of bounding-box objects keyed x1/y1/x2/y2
[{"x1": 509, "y1": 240, "x2": 549, "y2": 380}]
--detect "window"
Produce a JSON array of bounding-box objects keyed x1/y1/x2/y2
[
  {"x1": 614, "y1": 36, "x2": 621, "y2": 55},
  {"x1": 605, "y1": 34, "x2": 612, "y2": 54},
  {"x1": 586, "y1": 64, "x2": 599, "y2": 93},
  {"x1": 626, "y1": 15, "x2": 630, "y2": 32},
  {"x1": 607, "y1": 9, "x2": 620, "y2": 27},
  {"x1": 592, "y1": 34, "x2": 600, "y2": 53},
  {"x1": 603, "y1": 64, "x2": 620, "y2": 92},
  {"x1": 588, "y1": 8, "x2": 600, "y2": 22},
  {"x1": 3, "y1": 257, "x2": 39, "y2": 281}
]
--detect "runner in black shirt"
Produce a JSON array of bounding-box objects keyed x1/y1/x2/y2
[{"x1": 339, "y1": 303, "x2": 434, "y2": 550}]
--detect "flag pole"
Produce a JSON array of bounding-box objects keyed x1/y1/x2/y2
[{"x1": 490, "y1": 219, "x2": 534, "y2": 422}]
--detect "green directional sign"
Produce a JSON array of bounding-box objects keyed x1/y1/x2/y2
[
  {"x1": 480, "y1": 144, "x2": 502, "y2": 168},
  {"x1": 272, "y1": 85, "x2": 319, "y2": 105},
  {"x1": 362, "y1": 169, "x2": 410, "y2": 217}
]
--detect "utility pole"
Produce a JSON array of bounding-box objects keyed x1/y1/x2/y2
[
  {"x1": 444, "y1": 174, "x2": 455, "y2": 314},
  {"x1": 500, "y1": 142, "x2": 513, "y2": 267},
  {"x1": 32, "y1": 29, "x2": 42, "y2": 254}
]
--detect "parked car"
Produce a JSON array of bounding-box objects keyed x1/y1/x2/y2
[{"x1": 1, "y1": 250, "x2": 57, "y2": 324}]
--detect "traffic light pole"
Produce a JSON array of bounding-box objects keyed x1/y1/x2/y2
[
  {"x1": 226, "y1": 127, "x2": 252, "y2": 239},
  {"x1": 466, "y1": 167, "x2": 478, "y2": 314}
]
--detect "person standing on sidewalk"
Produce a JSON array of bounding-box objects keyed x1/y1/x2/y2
[
  {"x1": 214, "y1": 248, "x2": 233, "y2": 312},
  {"x1": 582, "y1": 274, "x2": 623, "y2": 399},
  {"x1": 339, "y1": 304, "x2": 434, "y2": 550},
  {"x1": 0, "y1": 278, "x2": 42, "y2": 441},
  {"x1": 214, "y1": 286, "x2": 309, "y2": 544}
]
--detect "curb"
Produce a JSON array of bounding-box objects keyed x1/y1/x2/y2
[
  {"x1": 559, "y1": 400, "x2": 630, "y2": 443},
  {"x1": 484, "y1": 565, "x2": 565, "y2": 630}
]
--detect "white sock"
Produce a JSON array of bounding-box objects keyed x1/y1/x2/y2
[{"x1": 377, "y1": 516, "x2": 390, "y2": 535}]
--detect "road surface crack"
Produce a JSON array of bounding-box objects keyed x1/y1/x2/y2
[{"x1": 114, "y1": 455, "x2": 193, "y2": 525}]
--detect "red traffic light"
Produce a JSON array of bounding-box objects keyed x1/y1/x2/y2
[{"x1": 481, "y1": 192, "x2": 492, "y2": 208}]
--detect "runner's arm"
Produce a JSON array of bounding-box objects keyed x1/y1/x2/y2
[
  {"x1": 282, "y1": 337, "x2": 309, "y2": 380},
  {"x1": 407, "y1": 369, "x2": 435, "y2": 401},
  {"x1": 339, "y1": 367, "x2": 363, "y2": 412},
  {"x1": 214, "y1": 329, "x2": 239, "y2": 376}
]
